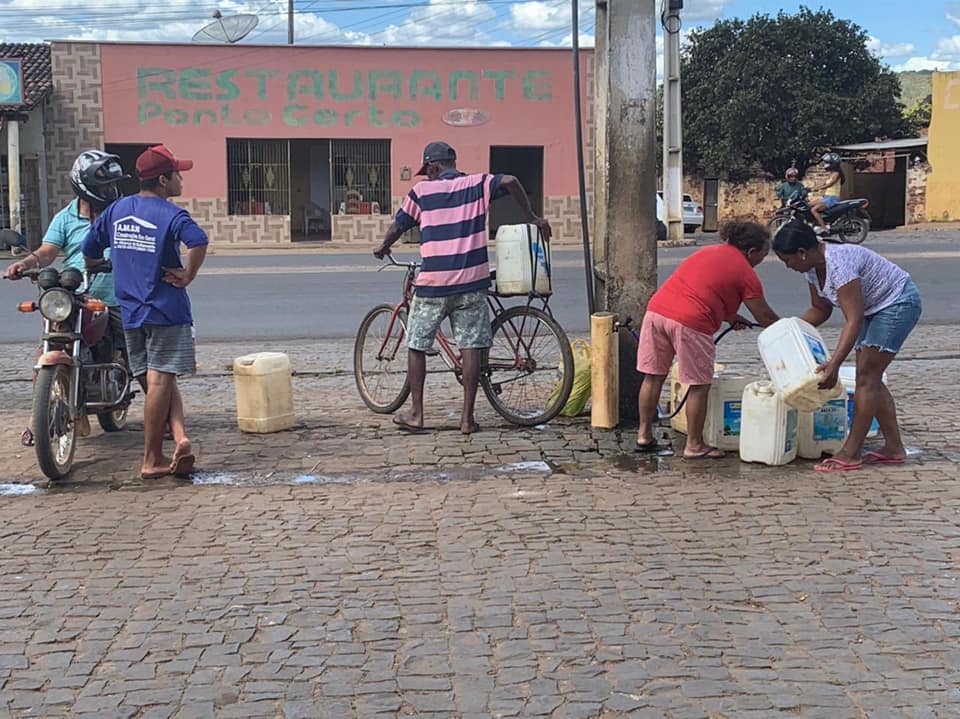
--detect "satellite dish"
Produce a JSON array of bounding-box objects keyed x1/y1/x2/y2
[{"x1": 192, "y1": 10, "x2": 259, "y2": 44}]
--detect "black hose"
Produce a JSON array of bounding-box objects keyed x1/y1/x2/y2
[
  {"x1": 657, "y1": 323, "x2": 759, "y2": 421},
  {"x1": 571, "y1": 0, "x2": 595, "y2": 317}
]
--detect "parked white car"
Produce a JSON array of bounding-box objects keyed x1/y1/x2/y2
[{"x1": 657, "y1": 191, "x2": 704, "y2": 233}]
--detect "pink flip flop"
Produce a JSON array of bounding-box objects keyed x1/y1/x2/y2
[
  {"x1": 814, "y1": 457, "x2": 862, "y2": 472},
  {"x1": 863, "y1": 451, "x2": 906, "y2": 466}
]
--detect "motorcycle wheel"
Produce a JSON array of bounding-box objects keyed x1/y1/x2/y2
[
  {"x1": 33, "y1": 365, "x2": 77, "y2": 480},
  {"x1": 97, "y1": 406, "x2": 129, "y2": 432},
  {"x1": 837, "y1": 216, "x2": 870, "y2": 244},
  {"x1": 767, "y1": 215, "x2": 791, "y2": 234}
]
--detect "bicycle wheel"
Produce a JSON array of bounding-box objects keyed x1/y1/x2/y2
[
  {"x1": 482, "y1": 306, "x2": 574, "y2": 426},
  {"x1": 354, "y1": 304, "x2": 410, "y2": 413}
]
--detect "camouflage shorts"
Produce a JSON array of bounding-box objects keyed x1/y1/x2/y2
[{"x1": 407, "y1": 290, "x2": 492, "y2": 352}]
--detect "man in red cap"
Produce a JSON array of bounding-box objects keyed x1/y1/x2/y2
[{"x1": 83, "y1": 144, "x2": 208, "y2": 479}]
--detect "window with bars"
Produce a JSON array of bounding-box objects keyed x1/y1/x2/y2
[
  {"x1": 227, "y1": 139, "x2": 291, "y2": 216},
  {"x1": 331, "y1": 139, "x2": 391, "y2": 215}
]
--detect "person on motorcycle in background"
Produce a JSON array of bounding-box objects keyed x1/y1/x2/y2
[
  {"x1": 809, "y1": 152, "x2": 845, "y2": 234},
  {"x1": 775, "y1": 167, "x2": 807, "y2": 206},
  {"x1": 3, "y1": 150, "x2": 128, "y2": 446}
]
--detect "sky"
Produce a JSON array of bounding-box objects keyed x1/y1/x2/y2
[{"x1": 1, "y1": 0, "x2": 958, "y2": 74}]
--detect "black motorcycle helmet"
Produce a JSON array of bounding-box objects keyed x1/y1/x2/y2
[
  {"x1": 70, "y1": 150, "x2": 129, "y2": 212},
  {"x1": 820, "y1": 151, "x2": 842, "y2": 169}
]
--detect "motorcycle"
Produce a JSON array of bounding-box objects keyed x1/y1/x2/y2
[
  {"x1": 768, "y1": 190, "x2": 871, "y2": 244},
  {"x1": 4, "y1": 231, "x2": 136, "y2": 480}
]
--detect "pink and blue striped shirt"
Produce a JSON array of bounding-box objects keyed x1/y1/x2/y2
[{"x1": 394, "y1": 169, "x2": 505, "y2": 298}]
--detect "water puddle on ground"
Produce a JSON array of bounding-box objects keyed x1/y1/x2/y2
[{"x1": 0, "y1": 483, "x2": 40, "y2": 496}]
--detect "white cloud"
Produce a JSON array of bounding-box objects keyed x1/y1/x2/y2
[
  {"x1": 934, "y1": 34, "x2": 960, "y2": 59},
  {"x1": 510, "y1": 0, "x2": 594, "y2": 33},
  {"x1": 377, "y1": 0, "x2": 500, "y2": 46},
  {"x1": 891, "y1": 56, "x2": 958, "y2": 72},
  {"x1": 867, "y1": 36, "x2": 915, "y2": 59}
]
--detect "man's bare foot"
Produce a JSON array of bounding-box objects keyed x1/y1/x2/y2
[
  {"x1": 170, "y1": 439, "x2": 195, "y2": 477},
  {"x1": 460, "y1": 420, "x2": 481, "y2": 435},
  {"x1": 393, "y1": 413, "x2": 424, "y2": 432},
  {"x1": 142, "y1": 455, "x2": 173, "y2": 479}
]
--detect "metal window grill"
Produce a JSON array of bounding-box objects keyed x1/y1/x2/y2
[
  {"x1": 227, "y1": 139, "x2": 291, "y2": 216},
  {"x1": 331, "y1": 139, "x2": 391, "y2": 215}
]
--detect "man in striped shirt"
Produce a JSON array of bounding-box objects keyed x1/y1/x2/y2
[{"x1": 374, "y1": 141, "x2": 552, "y2": 435}]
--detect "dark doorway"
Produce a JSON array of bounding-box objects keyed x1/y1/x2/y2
[
  {"x1": 489, "y1": 146, "x2": 543, "y2": 236},
  {"x1": 106, "y1": 143, "x2": 157, "y2": 197},
  {"x1": 841, "y1": 157, "x2": 906, "y2": 229},
  {"x1": 702, "y1": 178, "x2": 719, "y2": 232}
]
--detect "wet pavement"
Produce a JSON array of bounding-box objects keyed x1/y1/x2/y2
[{"x1": 1, "y1": 326, "x2": 959, "y2": 718}]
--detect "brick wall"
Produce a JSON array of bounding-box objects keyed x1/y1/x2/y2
[
  {"x1": 178, "y1": 198, "x2": 290, "y2": 245},
  {"x1": 45, "y1": 42, "x2": 104, "y2": 218},
  {"x1": 906, "y1": 161, "x2": 930, "y2": 225}
]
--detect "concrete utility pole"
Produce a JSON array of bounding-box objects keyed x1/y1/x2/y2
[
  {"x1": 593, "y1": 0, "x2": 659, "y2": 422},
  {"x1": 661, "y1": 0, "x2": 684, "y2": 243},
  {"x1": 7, "y1": 118, "x2": 21, "y2": 235},
  {"x1": 288, "y1": 0, "x2": 295, "y2": 44}
]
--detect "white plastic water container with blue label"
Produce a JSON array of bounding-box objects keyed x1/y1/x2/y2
[
  {"x1": 493, "y1": 224, "x2": 552, "y2": 296},
  {"x1": 757, "y1": 318, "x2": 845, "y2": 412},
  {"x1": 798, "y1": 398, "x2": 848, "y2": 459},
  {"x1": 838, "y1": 366, "x2": 886, "y2": 439},
  {"x1": 669, "y1": 366, "x2": 752, "y2": 451},
  {"x1": 739, "y1": 381, "x2": 799, "y2": 465}
]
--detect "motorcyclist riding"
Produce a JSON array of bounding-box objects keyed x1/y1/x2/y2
[
  {"x1": 3, "y1": 149, "x2": 128, "y2": 446},
  {"x1": 809, "y1": 151, "x2": 844, "y2": 235},
  {"x1": 775, "y1": 167, "x2": 807, "y2": 207}
]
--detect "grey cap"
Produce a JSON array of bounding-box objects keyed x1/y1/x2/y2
[{"x1": 417, "y1": 141, "x2": 456, "y2": 175}]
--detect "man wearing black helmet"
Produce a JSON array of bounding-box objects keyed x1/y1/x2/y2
[{"x1": 4, "y1": 150, "x2": 127, "y2": 446}]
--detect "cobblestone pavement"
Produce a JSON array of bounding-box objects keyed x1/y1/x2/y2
[{"x1": 0, "y1": 325, "x2": 959, "y2": 718}]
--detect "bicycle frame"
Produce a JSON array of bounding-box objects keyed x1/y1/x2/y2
[{"x1": 376, "y1": 255, "x2": 557, "y2": 376}]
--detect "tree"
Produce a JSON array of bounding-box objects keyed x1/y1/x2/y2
[
  {"x1": 680, "y1": 7, "x2": 908, "y2": 180},
  {"x1": 903, "y1": 95, "x2": 932, "y2": 134}
]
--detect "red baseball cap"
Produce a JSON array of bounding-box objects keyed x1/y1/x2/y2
[{"x1": 135, "y1": 144, "x2": 194, "y2": 180}]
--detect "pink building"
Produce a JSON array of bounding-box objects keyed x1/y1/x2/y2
[{"x1": 46, "y1": 42, "x2": 594, "y2": 247}]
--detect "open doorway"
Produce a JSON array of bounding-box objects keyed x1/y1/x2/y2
[
  {"x1": 489, "y1": 146, "x2": 543, "y2": 236},
  {"x1": 106, "y1": 143, "x2": 157, "y2": 197}
]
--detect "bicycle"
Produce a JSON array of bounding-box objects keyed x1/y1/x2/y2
[{"x1": 354, "y1": 254, "x2": 575, "y2": 426}]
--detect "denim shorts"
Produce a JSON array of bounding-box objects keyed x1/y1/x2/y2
[
  {"x1": 407, "y1": 290, "x2": 492, "y2": 352},
  {"x1": 821, "y1": 195, "x2": 840, "y2": 209},
  {"x1": 856, "y1": 280, "x2": 922, "y2": 354}
]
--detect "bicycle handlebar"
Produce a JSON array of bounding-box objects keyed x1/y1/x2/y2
[{"x1": 378, "y1": 254, "x2": 420, "y2": 270}]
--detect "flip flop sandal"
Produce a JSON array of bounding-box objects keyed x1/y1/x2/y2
[
  {"x1": 635, "y1": 441, "x2": 674, "y2": 456},
  {"x1": 814, "y1": 458, "x2": 862, "y2": 472},
  {"x1": 170, "y1": 453, "x2": 196, "y2": 477},
  {"x1": 20, "y1": 427, "x2": 34, "y2": 447},
  {"x1": 392, "y1": 416, "x2": 430, "y2": 434},
  {"x1": 863, "y1": 451, "x2": 905, "y2": 466},
  {"x1": 683, "y1": 447, "x2": 725, "y2": 460}
]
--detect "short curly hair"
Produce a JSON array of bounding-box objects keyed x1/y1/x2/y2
[{"x1": 719, "y1": 221, "x2": 770, "y2": 252}]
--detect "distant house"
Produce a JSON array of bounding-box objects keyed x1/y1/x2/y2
[{"x1": 1, "y1": 43, "x2": 53, "y2": 243}]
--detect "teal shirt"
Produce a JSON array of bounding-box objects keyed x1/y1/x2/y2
[{"x1": 42, "y1": 199, "x2": 116, "y2": 306}]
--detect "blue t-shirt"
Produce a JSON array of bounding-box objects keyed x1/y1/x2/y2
[
  {"x1": 43, "y1": 199, "x2": 116, "y2": 306},
  {"x1": 82, "y1": 195, "x2": 208, "y2": 329}
]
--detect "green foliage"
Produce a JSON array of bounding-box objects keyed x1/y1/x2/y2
[
  {"x1": 903, "y1": 95, "x2": 932, "y2": 133},
  {"x1": 680, "y1": 7, "x2": 908, "y2": 179}
]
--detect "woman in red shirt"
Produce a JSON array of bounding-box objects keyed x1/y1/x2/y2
[{"x1": 636, "y1": 221, "x2": 780, "y2": 458}]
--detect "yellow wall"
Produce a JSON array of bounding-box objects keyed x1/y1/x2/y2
[{"x1": 926, "y1": 71, "x2": 960, "y2": 221}]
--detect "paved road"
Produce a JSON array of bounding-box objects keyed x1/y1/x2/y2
[{"x1": 1, "y1": 230, "x2": 957, "y2": 343}]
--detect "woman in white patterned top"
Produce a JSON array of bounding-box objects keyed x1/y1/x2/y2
[{"x1": 773, "y1": 220, "x2": 922, "y2": 472}]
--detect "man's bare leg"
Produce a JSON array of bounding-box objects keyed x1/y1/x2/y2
[{"x1": 141, "y1": 370, "x2": 175, "y2": 477}]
